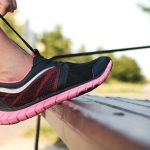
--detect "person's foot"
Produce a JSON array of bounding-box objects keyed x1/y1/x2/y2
[
  {"x1": 0, "y1": 28, "x2": 33, "y2": 82},
  {"x1": 0, "y1": 15, "x2": 113, "y2": 125},
  {"x1": 0, "y1": 53, "x2": 112, "y2": 125}
]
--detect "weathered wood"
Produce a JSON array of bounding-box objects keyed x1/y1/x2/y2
[
  {"x1": 85, "y1": 95, "x2": 150, "y2": 118},
  {"x1": 107, "y1": 97, "x2": 150, "y2": 107},
  {"x1": 42, "y1": 95, "x2": 150, "y2": 150}
]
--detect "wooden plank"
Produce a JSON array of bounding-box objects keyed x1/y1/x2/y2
[
  {"x1": 106, "y1": 97, "x2": 150, "y2": 108},
  {"x1": 84, "y1": 95, "x2": 150, "y2": 118},
  {"x1": 43, "y1": 95, "x2": 150, "y2": 150},
  {"x1": 44, "y1": 108, "x2": 108, "y2": 150}
]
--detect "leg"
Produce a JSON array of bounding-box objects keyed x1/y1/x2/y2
[{"x1": 0, "y1": 28, "x2": 32, "y2": 82}]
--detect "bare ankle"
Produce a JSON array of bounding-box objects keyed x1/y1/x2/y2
[
  {"x1": 0, "y1": 28, "x2": 33, "y2": 82},
  {"x1": 0, "y1": 54, "x2": 33, "y2": 82}
]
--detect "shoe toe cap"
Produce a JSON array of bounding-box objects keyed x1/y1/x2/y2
[{"x1": 92, "y1": 56, "x2": 112, "y2": 78}]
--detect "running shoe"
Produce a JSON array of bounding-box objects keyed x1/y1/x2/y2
[
  {"x1": 0, "y1": 54, "x2": 112, "y2": 125},
  {"x1": 0, "y1": 15, "x2": 113, "y2": 125}
]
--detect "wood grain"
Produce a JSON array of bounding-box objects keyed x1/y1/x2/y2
[{"x1": 42, "y1": 95, "x2": 150, "y2": 150}]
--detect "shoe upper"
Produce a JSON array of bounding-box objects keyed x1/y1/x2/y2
[
  {"x1": 0, "y1": 54, "x2": 111, "y2": 110},
  {"x1": 0, "y1": 15, "x2": 112, "y2": 111},
  {"x1": 59, "y1": 56, "x2": 111, "y2": 89}
]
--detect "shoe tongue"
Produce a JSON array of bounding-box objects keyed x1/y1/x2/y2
[{"x1": 33, "y1": 54, "x2": 45, "y2": 66}]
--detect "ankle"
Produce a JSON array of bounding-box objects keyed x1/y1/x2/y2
[
  {"x1": 0, "y1": 28, "x2": 33, "y2": 82},
  {"x1": 0, "y1": 54, "x2": 33, "y2": 82}
]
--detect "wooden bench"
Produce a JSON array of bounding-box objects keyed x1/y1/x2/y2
[{"x1": 42, "y1": 95, "x2": 150, "y2": 150}]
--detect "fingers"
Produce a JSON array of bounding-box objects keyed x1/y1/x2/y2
[
  {"x1": 0, "y1": 0, "x2": 9, "y2": 16},
  {"x1": 8, "y1": 0, "x2": 14, "y2": 12},
  {"x1": 7, "y1": 0, "x2": 17, "y2": 13},
  {"x1": 12, "y1": 0, "x2": 17, "y2": 10},
  {"x1": 10, "y1": 0, "x2": 17, "y2": 12},
  {"x1": 0, "y1": 0, "x2": 17, "y2": 16}
]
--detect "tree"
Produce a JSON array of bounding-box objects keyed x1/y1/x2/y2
[
  {"x1": 67, "y1": 44, "x2": 93, "y2": 63},
  {"x1": 40, "y1": 26, "x2": 94, "y2": 62},
  {"x1": 78, "y1": 44, "x2": 93, "y2": 62},
  {"x1": 0, "y1": 13, "x2": 25, "y2": 48},
  {"x1": 111, "y1": 55, "x2": 145, "y2": 82},
  {"x1": 138, "y1": 1, "x2": 150, "y2": 14},
  {"x1": 40, "y1": 26, "x2": 71, "y2": 58}
]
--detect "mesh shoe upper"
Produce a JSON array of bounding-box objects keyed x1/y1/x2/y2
[
  {"x1": 0, "y1": 54, "x2": 111, "y2": 110},
  {"x1": 65, "y1": 56, "x2": 110, "y2": 88},
  {"x1": 0, "y1": 67, "x2": 60, "y2": 108}
]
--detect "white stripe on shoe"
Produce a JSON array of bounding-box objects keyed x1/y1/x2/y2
[{"x1": 0, "y1": 67, "x2": 54, "y2": 94}]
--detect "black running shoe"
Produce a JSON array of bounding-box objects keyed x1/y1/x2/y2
[{"x1": 0, "y1": 15, "x2": 113, "y2": 125}]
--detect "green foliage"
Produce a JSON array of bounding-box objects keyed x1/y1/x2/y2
[
  {"x1": 66, "y1": 44, "x2": 93, "y2": 63},
  {"x1": 23, "y1": 124, "x2": 58, "y2": 143},
  {"x1": 40, "y1": 26, "x2": 71, "y2": 58},
  {"x1": 40, "y1": 27, "x2": 93, "y2": 62},
  {"x1": 78, "y1": 44, "x2": 93, "y2": 61},
  {"x1": 138, "y1": 1, "x2": 150, "y2": 13},
  {"x1": 92, "y1": 79, "x2": 143, "y2": 94},
  {"x1": 0, "y1": 13, "x2": 25, "y2": 48},
  {"x1": 110, "y1": 55, "x2": 145, "y2": 83}
]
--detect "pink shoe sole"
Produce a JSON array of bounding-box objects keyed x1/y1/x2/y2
[{"x1": 0, "y1": 61, "x2": 112, "y2": 125}]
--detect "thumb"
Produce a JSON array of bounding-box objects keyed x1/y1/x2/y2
[
  {"x1": 0, "y1": 7, "x2": 7, "y2": 16},
  {"x1": 0, "y1": 2, "x2": 9, "y2": 16}
]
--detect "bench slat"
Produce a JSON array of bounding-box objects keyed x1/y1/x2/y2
[
  {"x1": 84, "y1": 95, "x2": 150, "y2": 118},
  {"x1": 43, "y1": 95, "x2": 150, "y2": 150},
  {"x1": 106, "y1": 97, "x2": 150, "y2": 107}
]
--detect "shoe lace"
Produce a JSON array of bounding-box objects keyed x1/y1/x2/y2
[
  {"x1": 0, "y1": 14, "x2": 150, "y2": 59},
  {"x1": 0, "y1": 14, "x2": 39, "y2": 55}
]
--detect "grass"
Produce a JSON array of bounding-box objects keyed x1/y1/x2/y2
[
  {"x1": 92, "y1": 79, "x2": 145, "y2": 94},
  {"x1": 23, "y1": 124, "x2": 58, "y2": 144}
]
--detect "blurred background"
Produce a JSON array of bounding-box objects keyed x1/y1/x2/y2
[{"x1": 0, "y1": 0, "x2": 150, "y2": 149}]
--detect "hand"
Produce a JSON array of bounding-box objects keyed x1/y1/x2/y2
[{"x1": 0, "y1": 0, "x2": 17, "y2": 16}]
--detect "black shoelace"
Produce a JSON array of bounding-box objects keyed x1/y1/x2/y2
[{"x1": 0, "y1": 14, "x2": 150, "y2": 59}]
